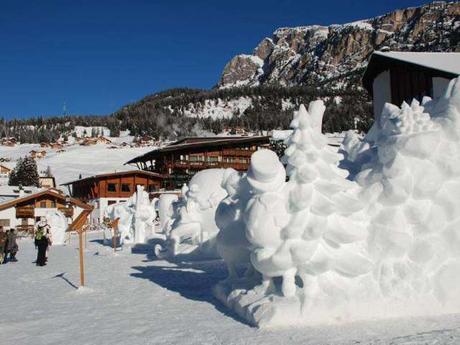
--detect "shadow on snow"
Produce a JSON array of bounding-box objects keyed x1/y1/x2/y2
[{"x1": 129, "y1": 238, "x2": 250, "y2": 326}]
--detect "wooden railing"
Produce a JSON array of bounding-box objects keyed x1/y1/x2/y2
[
  {"x1": 58, "y1": 207, "x2": 74, "y2": 218},
  {"x1": 16, "y1": 206, "x2": 34, "y2": 218}
]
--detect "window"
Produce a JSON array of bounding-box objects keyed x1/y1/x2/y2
[
  {"x1": 121, "y1": 184, "x2": 131, "y2": 192},
  {"x1": 40, "y1": 201, "x2": 46, "y2": 208},
  {"x1": 0, "y1": 219, "x2": 10, "y2": 227},
  {"x1": 107, "y1": 183, "x2": 117, "y2": 192},
  {"x1": 50, "y1": 201, "x2": 56, "y2": 208},
  {"x1": 207, "y1": 156, "x2": 218, "y2": 162},
  {"x1": 148, "y1": 184, "x2": 157, "y2": 193},
  {"x1": 108, "y1": 200, "x2": 117, "y2": 206}
]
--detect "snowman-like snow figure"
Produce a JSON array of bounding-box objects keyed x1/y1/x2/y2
[{"x1": 244, "y1": 149, "x2": 294, "y2": 295}]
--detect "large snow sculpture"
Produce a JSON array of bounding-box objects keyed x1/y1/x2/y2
[
  {"x1": 215, "y1": 81, "x2": 460, "y2": 327},
  {"x1": 155, "y1": 169, "x2": 229, "y2": 258}
]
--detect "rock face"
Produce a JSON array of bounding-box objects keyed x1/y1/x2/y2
[{"x1": 218, "y1": 2, "x2": 460, "y2": 89}]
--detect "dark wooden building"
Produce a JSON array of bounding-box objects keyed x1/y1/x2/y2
[
  {"x1": 62, "y1": 170, "x2": 166, "y2": 202},
  {"x1": 126, "y1": 136, "x2": 271, "y2": 187},
  {"x1": 62, "y1": 170, "x2": 165, "y2": 223},
  {"x1": 362, "y1": 51, "x2": 460, "y2": 118}
]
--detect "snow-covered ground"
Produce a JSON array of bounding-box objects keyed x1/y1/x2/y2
[
  {"x1": 0, "y1": 142, "x2": 153, "y2": 186},
  {"x1": 1, "y1": 232, "x2": 459, "y2": 345}
]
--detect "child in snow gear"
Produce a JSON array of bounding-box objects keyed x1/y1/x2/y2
[{"x1": 0, "y1": 227, "x2": 7, "y2": 264}]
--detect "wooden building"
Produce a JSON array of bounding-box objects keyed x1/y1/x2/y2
[
  {"x1": 363, "y1": 51, "x2": 460, "y2": 118},
  {"x1": 62, "y1": 170, "x2": 165, "y2": 223},
  {"x1": 0, "y1": 188, "x2": 92, "y2": 235},
  {"x1": 126, "y1": 136, "x2": 271, "y2": 187},
  {"x1": 0, "y1": 164, "x2": 12, "y2": 177}
]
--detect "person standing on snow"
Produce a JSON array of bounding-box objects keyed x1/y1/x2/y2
[
  {"x1": 0, "y1": 227, "x2": 7, "y2": 264},
  {"x1": 6, "y1": 229, "x2": 18, "y2": 262},
  {"x1": 35, "y1": 218, "x2": 51, "y2": 266}
]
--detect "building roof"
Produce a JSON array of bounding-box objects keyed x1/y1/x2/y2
[
  {"x1": 362, "y1": 51, "x2": 460, "y2": 94},
  {"x1": 61, "y1": 170, "x2": 166, "y2": 186},
  {"x1": 0, "y1": 188, "x2": 92, "y2": 211},
  {"x1": 126, "y1": 136, "x2": 271, "y2": 165}
]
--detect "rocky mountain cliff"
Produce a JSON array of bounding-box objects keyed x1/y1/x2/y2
[{"x1": 219, "y1": 1, "x2": 459, "y2": 89}]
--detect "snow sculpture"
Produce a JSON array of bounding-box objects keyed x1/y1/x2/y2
[
  {"x1": 215, "y1": 81, "x2": 460, "y2": 327},
  {"x1": 133, "y1": 185, "x2": 156, "y2": 244},
  {"x1": 155, "y1": 169, "x2": 229, "y2": 259},
  {"x1": 45, "y1": 210, "x2": 68, "y2": 245},
  {"x1": 215, "y1": 168, "x2": 252, "y2": 281},
  {"x1": 105, "y1": 201, "x2": 134, "y2": 245},
  {"x1": 104, "y1": 185, "x2": 156, "y2": 246},
  {"x1": 157, "y1": 193, "x2": 179, "y2": 235},
  {"x1": 355, "y1": 78, "x2": 460, "y2": 309}
]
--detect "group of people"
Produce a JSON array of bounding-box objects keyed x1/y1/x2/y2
[
  {"x1": 0, "y1": 227, "x2": 18, "y2": 264},
  {"x1": 0, "y1": 217, "x2": 53, "y2": 266}
]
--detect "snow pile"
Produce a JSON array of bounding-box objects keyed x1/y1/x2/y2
[
  {"x1": 154, "y1": 169, "x2": 229, "y2": 259},
  {"x1": 213, "y1": 78, "x2": 460, "y2": 327},
  {"x1": 104, "y1": 185, "x2": 156, "y2": 245}
]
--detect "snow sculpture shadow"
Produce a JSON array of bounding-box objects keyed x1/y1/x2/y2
[{"x1": 130, "y1": 260, "x2": 249, "y2": 325}]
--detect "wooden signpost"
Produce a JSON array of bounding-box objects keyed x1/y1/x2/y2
[{"x1": 78, "y1": 227, "x2": 85, "y2": 286}]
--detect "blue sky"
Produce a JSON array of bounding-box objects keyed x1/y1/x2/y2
[{"x1": 0, "y1": 0, "x2": 430, "y2": 118}]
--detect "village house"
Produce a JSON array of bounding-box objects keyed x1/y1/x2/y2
[
  {"x1": 1, "y1": 137, "x2": 17, "y2": 147},
  {"x1": 39, "y1": 176, "x2": 56, "y2": 189},
  {"x1": 126, "y1": 136, "x2": 271, "y2": 188},
  {"x1": 61, "y1": 170, "x2": 165, "y2": 224},
  {"x1": 0, "y1": 164, "x2": 12, "y2": 178},
  {"x1": 362, "y1": 51, "x2": 460, "y2": 119},
  {"x1": 29, "y1": 150, "x2": 47, "y2": 159},
  {"x1": 0, "y1": 188, "x2": 92, "y2": 235}
]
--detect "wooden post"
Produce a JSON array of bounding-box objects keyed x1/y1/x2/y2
[
  {"x1": 111, "y1": 218, "x2": 120, "y2": 253},
  {"x1": 78, "y1": 229, "x2": 85, "y2": 287}
]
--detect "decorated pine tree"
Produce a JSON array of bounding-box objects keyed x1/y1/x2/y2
[
  {"x1": 282, "y1": 101, "x2": 372, "y2": 301},
  {"x1": 8, "y1": 156, "x2": 40, "y2": 187}
]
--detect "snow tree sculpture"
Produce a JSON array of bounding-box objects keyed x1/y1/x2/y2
[{"x1": 281, "y1": 101, "x2": 372, "y2": 301}]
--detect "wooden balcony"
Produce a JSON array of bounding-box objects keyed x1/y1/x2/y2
[
  {"x1": 58, "y1": 206, "x2": 74, "y2": 218},
  {"x1": 16, "y1": 206, "x2": 34, "y2": 218},
  {"x1": 170, "y1": 161, "x2": 249, "y2": 171}
]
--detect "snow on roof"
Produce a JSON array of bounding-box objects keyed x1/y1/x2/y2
[
  {"x1": 373, "y1": 51, "x2": 460, "y2": 76},
  {"x1": 0, "y1": 185, "x2": 42, "y2": 197}
]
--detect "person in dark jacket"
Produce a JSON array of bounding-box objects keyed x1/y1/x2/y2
[
  {"x1": 35, "y1": 219, "x2": 50, "y2": 266},
  {"x1": 0, "y1": 227, "x2": 7, "y2": 264},
  {"x1": 7, "y1": 229, "x2": 18, "y2": 262}
]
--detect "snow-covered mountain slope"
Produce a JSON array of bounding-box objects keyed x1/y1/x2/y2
[
  {"x1": 0, "y1": 141, "x2": 153, "y2": 186},
  {"x1": 218, "y1": 1, "x2": 459, "y2": 88}
]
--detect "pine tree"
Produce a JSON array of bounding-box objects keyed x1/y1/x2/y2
[{"x1": 8, "y1": 157, "x2": 40, "y2": 187}]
